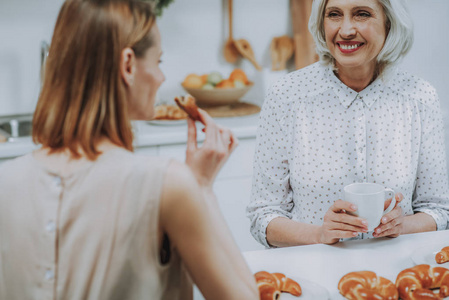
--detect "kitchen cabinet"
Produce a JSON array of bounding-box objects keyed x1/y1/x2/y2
[{"x1": 214, "y1": 176, "x2": 264, "y2": 252}]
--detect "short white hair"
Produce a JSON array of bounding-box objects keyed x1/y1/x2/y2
[{"x1": 308, "y1": 0, "x2": 414, "y2": 70}]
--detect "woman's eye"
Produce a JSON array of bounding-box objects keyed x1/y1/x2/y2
[
  {"x1": 356, "y1": 11, "x2": 371, "y2": 18},
  {"x1": 326, "y1": 11, "x2": 341, "y2": 18}
]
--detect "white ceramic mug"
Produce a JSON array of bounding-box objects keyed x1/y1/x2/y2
[{"x1": 344, "y1": 182, "x2": 396, "y2": 232}]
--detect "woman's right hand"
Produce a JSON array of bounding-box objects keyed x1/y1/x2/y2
[
  {"x1": 185, "y1": 109, "x2": 238, "y2": 188},
  {"x1": 319, "y1": 199, "x2": 368, "y2": 244}
]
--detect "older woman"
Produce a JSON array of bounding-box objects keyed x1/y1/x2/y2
[
  {"x1": 247, "y1": 0, "x2": 449, "y2": 248},
  {"x1": 0, "y1": 0, "x2": 258, "y2": 299}
]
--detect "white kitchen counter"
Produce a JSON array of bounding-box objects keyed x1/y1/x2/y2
[{"x1": 0, "y1": 114, "x2": 259, "y2": 159}]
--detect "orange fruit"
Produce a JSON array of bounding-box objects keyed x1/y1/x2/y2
[
  {"x1": 229, "y1": 69, "x2": 248, "y2": 84},
  {"x1": 215, "y1": 79, "x2": 235, "y2": 89},
  {"x1": 200, "y1": 74, "x2": 209, "y2": 84},
  {"x1": 182, "y1": 73, "x2": 203, "y2": 88}
]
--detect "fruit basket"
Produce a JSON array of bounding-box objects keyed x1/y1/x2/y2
[{"x1": 181, "y1": 69, "x2": 253, "y2": 106}]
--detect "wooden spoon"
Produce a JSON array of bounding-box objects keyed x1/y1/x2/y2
[
  {"x1": 234, "y1": 38, "x2": 262, "y2": 71},
  {"x1": 223, "y1": 0, "x2": 240, "y2": 63},
  {"x1": 270, "y1": 35, "x2": 294, "y2": 71}
]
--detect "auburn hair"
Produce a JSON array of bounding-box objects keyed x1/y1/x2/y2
[{"x1": 32, "y1": 0, "x2": 156, "y2": 160}]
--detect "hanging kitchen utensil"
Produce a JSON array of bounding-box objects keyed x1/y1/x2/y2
[
  {"x1": 270, "y1": 35, "x2": 294, "y2": 71},
  {"x1": 223, "y1": 0, "x2": 240, "y2": 63},
  {"x1": 291, "y1": 0, "x2": 318, "y2": 69},
  {"x1": 234, "y1": 38, "x2": 262, "y2": 71}
]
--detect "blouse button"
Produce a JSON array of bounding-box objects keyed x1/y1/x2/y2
[
  {"x1": 45, "y1": 269, "x2": 54, "y2": 281},
  {"x1": 53, "y1": 176, "x2": 61, "y2": 187},
  {"x1": 46, "y1": 221, "x2": 56, "y2": 233}
]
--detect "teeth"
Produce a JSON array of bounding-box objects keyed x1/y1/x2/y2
[{"x1": 340, "y1": 44, "x2": 361, "y2": 50}]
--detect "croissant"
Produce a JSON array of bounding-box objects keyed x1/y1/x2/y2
[
  {"x1": 174, "y1": 94, "x2": 201, "y2": 122},
  {"x1": 338, "y1": 271, "x2": 398, "y2": 300},
  {"x1": 436, "y1": 246, "x2": 449, "y2": 264},
  {"x1": 254, "y1": 271, "x2": 302, "y2": 300},
  {"x1": 153, "y1": 105, "x2": 187, "y2": 120},
  {"x1": 395, "y1": 264, "x2": 449, "y2": 300}
]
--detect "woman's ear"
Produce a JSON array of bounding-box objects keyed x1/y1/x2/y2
[{"x1": 120, "y1": 47, "x2": 136, "y2": 87}]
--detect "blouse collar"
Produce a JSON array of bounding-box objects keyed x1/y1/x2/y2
[{"x1": 325, "y1": 64, "x2": 395, "y2": 109}]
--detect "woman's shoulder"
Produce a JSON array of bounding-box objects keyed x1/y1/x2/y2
[
  {"x1": 387, "y1": 68, "x2": 439, "y2": 108},
  {"x1": 97, "y1": 148, "x2": 173, "y2": 178},
  {"x1": 161, "y1": 160, "x2": 202, "y2": 206},
  {"x1": 269, "y1": 62, "x2": 328, "y2": 100},
  {"x1": 164, "y1": 160, "x2": 198, "y2": 190},
  {"x1": 0, "y1": 154, "x2": 33, "y2": 178},
  {"x1": 118, "y1": 153, "x2": 195, "y2": 189}
]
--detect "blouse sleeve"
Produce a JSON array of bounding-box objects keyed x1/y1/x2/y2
[
  {"x1": 412, "y1": 91, "x2": 449, "y2": 230},
  {"x1": 246, "y1": 86, "x2": 294, "y2": 248}
]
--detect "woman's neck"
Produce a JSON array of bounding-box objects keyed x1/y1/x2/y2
[{"x1": 335, "y1": 63, "x2": 377, "y2": 93}]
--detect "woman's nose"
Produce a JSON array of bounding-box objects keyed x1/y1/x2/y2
[{"x1": 339, "y1": 17, "x2": 357, "y2": 38}]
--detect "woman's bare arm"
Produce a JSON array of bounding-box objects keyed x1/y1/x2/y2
[{"x1": 160, "y1": 161, "x2": 258, "y2": 300}]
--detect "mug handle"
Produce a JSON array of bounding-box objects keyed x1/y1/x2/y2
[{"x1": 383, "y1": 188, "x2": 396, "y2": 215}]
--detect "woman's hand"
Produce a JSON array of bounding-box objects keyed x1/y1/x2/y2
[
  {"x1": 319, "y1": 199, "x2": 369, "y2": 244},
  {"x1": 185, "y1": 109, "x2": 238, "y2": 188},
  {"x1": 373, "y1": 193, "x2": 404, "y2": 238}
]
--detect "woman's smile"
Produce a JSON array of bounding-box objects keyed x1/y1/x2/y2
[{"x1": 337, "y1": 41, "x2": 365, "y2": 54}]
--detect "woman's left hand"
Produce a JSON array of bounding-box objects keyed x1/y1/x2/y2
[{"x1": 373, "y1": 193, "x2": 405, "y2": 238}]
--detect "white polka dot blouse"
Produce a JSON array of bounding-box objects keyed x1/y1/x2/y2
[{"x1": 247, "y1": 62, "x2": 449, "y2": 248}]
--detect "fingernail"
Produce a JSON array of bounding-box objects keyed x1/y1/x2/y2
[
  {"x1": 382, "y1": 217, "x2": 387, "y2": 223},
  {"x1": 361, "y1": 220, "x2": 367, "y2": 225},
  {"x1": 376, "y1": 228, "x2": 381, "y2": 233},
  {"x1": 351, "y1": 205, "x2": 357, "y2": 210},
  {"x1": 352, "y1": 232, "x2": 358, "y2": 236}
]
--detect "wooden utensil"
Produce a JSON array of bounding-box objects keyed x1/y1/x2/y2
[
  {"x1": 234, "y1": 38, "x2": 262, "y2": 71},
  {"x1": 223, "y1": 0, "x2": 240, "y2": 63},
  {"x1": 291, "y1": 0, "x2": 318, "y2": 69},
  {"x1": 270, "y1": 35, "x2": 294, "y2": 71}
]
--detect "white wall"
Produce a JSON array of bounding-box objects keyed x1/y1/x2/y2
[
  {"x1": 404, "y1": 0, "x2": 449, "y2": 174},
  {"x1": 0, "y1": 0, "x2": 61, "y2": 116},
  {"x1": 0, "y1": 0, "x2": 448, "y2": 163}
]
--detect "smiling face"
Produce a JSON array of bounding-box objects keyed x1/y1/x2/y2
[
  {"x1": 127, "y1": 24, "x2": 165, "y2": 120},
  {"x1": 324, "y1": 0, "x2": 387, "y2": 76}
]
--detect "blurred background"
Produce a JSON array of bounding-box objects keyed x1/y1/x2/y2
[{"x1": 0, "y1": 0, "x2": 448, "y2": 165}]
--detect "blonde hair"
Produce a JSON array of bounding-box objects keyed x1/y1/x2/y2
[
  {"x1": 309, "y1": 0, "x2": 413, "y2": 71},
  {"x1": 32, "y1": 0, "x2": 156, "y2": 160}
]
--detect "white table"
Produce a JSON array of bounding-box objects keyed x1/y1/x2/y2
[{"x1": 243, "y1": 230, "x2": 449, "y2": 299}]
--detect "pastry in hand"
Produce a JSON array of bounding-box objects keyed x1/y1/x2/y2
[
  {"x1": 436, "y1": 246, "x2": 449, "y2": 264},
  {"x1": 254, "y1": 271, "x2": 301, "y2": 299},
  {"x1": 153, "y1": 104, "x2": 187, "y2": 120},
  {"x1": 174, "y1": 94, "x2": 201, "y2": 122},
  {"x1": 396, "y1": 264, "x2": 449, "y2": 300},
  {"x1": 338, "y1": 271, "x2": 398, "y2": 300}
]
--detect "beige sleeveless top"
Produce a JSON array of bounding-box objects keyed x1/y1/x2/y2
[{"x1": 0, "y1": 148, "x2": 192, "y2": 300}]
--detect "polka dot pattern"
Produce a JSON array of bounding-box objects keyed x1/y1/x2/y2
[{"x1": 247, "y1": 62, "x2": 449, "y2": 248}]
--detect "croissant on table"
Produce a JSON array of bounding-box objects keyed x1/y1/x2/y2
[
  {"x1": 338, "y1": 270, "x2": 398, "y2": 300},
  {"x1": 254, "y1": 271, "x2": 302, "y2": 300},
  {"x1": 395, "y1": 264, "x2": 449, "y2": 300},
  {"x1": 436, "y1": 246, "x2": 449, "y2": 264}
]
